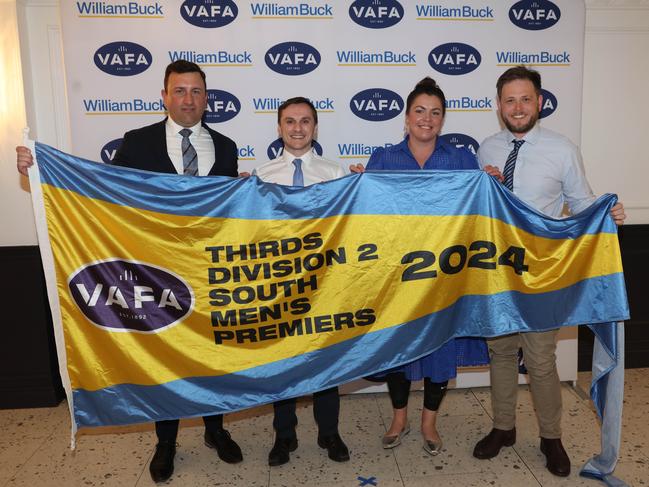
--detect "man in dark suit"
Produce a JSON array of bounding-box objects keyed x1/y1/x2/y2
[
  {"x1": 112, "y1": 62, "x2": 237, "y2": 178},
  {"x1": 17, "y1": 60, "x2": 242, "y2": 484}
]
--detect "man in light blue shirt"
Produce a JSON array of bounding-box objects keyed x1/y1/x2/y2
[
  {"x1": 473, "y1": 66, "x2": 625, "y2": 478},
  {"x1": 254, "y1": 97, "x2": 345, "y2": 185},
  {"x1": 478, "y1": 122, "x2": 597, "y2": 218}
]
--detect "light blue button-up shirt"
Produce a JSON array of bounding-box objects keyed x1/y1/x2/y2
[{"x1": 477, "y1": 124, "x2": 596, "y2": 218}]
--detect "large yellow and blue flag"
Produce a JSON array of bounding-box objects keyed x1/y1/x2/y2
[{"x1": 30, "y1": 143, "x2": 628, "y2": 450}]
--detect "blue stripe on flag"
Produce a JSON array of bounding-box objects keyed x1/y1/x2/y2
[
  {"x1": 36, "y1": 143, "x2": 617, "y2": 240},
  {"x1": 72, "y1": 274, "x2": 628, "y2": 427}
]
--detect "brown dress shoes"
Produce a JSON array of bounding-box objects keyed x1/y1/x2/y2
[
  {"x1": 540, "y1": 437, "x2": 571, "y2": 477},
  {"x1": 473, "y1": 428, "x2": 516, "y2": 459}
]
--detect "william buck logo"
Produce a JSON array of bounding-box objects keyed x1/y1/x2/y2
[
  {"x1": 428, "y1": 43, "x2": 481, "y2": 75},
  {"x1": 350, "y1": 88, "x2": 403, "y2": 121},
  {"x1": 100, "y1": 138, "x2": 123, "y2": 163},
  {"x1": 69, "y1": 259, "x2": 194, "y2": 333},
  {"x1": 180, "y1": 0, "x2": 238, "y2": 28},
  {"x1": 509, "y1": 0, "x2": 560, "y2": 30},
  {"x1": 204, "y1": 89, "x2": 241, "y2": 123},
  {"x1": 94, "y1": 41, "x2": 152, "y2": 76},
  {"x1": 349, "y1": 0, "x2": 404, "y2": 29},
  {"x1": 265, "y1": 42, "x2": 321, "y2": 75}
]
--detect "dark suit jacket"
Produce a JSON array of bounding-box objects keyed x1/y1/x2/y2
[
  {"x1": 112, "y1": 119, "x2": 238, "y2": 177},
  {"x1": 109, "y1": 120, "x2": 236, "y2": 428}
]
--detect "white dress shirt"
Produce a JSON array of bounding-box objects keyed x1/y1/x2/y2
[
  {"x1": 477, "y1": 124, "x2": 596, "y2": 218},
  {"x1": 253, "y1": 147, "x2": 346, "y2": 185},
  {"x1": 165, "y1": 118, "x2": 216, "y2": 176}
]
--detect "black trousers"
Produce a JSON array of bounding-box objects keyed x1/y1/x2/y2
[
  {"x1": 155, "y1": 414, "x2": 223, "y2": 442},
  {"x1": 273, "y1": 387, "x2": 339, "y2": 439},
  {"x1": 386, "y1": 373, "x2": 448, "y2": 411}
]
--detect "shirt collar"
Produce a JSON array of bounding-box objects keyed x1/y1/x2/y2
[
  {"x1": 281, "y1": 147, "x2": 315, "y2": 165},
  {"x1": 504, "y1": 122, "x2": 540, "y2": 146},
  {"x1": 398, "y1": 135, "x2": 451, "y2": 156},
  {"x1": 166, "y1": 117, "x2": 204, "y2": 137},
  {"x1": 433, "y1": 136, "x2": 453, "y2": 153}
]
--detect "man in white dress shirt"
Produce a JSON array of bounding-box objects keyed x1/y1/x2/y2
[
  {"x1": 254, "y1": 97, "x2": 345, "y2": 185},
  {"x1": 254, "y1": 97, "x2": 348, "y2": 466}
]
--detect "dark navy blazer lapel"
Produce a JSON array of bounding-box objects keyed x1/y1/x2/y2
[{"x1": 154, "y1": 118, "x2": 177, "y2": 174}]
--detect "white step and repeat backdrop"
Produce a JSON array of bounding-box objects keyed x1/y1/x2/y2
[{"x1": 58, "y1": 0, "x2": 583, "y2": 388}]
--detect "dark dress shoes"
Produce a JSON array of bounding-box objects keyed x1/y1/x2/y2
[
  {"x1": 204, "y1": 429, "x2": 243, "y2": 464},
  {"x1": 268, "y1": 436, "x2": 298, "y2": 466},
  {"x1": 540, "y1": 438, "x2": 571, "y2": 477},
  {"x1": 149, "y1": 440, "x2": 176, "y2": 483},
  {"x1": 317, "y1": 433, "x2": 350, "y2": 462},
  {"x1": 473, "y1": 428, "x2": 516, "y2": 459}
]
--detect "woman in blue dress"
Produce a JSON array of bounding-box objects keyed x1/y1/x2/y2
[{"x1": 350, "y1": 77, "x2": 488, "y2": 456}]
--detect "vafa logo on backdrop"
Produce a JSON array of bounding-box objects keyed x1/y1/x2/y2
[
  {"x1": 440, "y1": 134, "x2": 479, "y2": 155},
  {"x1": 265, "y1": 42, "x2": 321, "y2": 75},
  {"x1": 539, "y1": 89, "x2": 558, "y2": 119},
  {"x1": 429, "y1": 43, "x2": 481, "y2": 75},
  {"x1": 350, "y1": 89, "x2": 403, "y2": 121},
  {"x1": 100, "y1": 138, "x2": 123, "y2": 163},
  {"x1": 69, "y1": 259, "x2": 194, "y2": 333},
  {"x1": 349, "y1": 0, "x2": 403, "y2": 29},
  {"x1": 267, "y1": 139, "x2": 323, "y2": 160},
  {"x1": 509, "y1": 0, "x2": 560, "y2": 30},
  {"x1": 94, "y1": 42, "x2": 152, "y2": 76},
  {"x1": 180, "y1": 0, "x2": 238, "y2": 28},
  {"x1": 204, "y1": 89, "x2": 241, "y2": 123}
]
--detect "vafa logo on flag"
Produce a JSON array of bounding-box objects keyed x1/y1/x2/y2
[{"x1": 68, "y1": 259, "x2": 194, "y2": 333}]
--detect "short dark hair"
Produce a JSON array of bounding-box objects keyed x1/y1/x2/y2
[
  {"x1": 164, "y1": 60, "x2": 206, "y2": 91},
  {"x1": 496, "y1": 65, "x2": 542, "y2": 98},
  {"x1": 406, "y1": 77, "x2": 446, "y2": 116},
  {"x1": 277, "y1": 97, "x2": 318, "y2": 124}
]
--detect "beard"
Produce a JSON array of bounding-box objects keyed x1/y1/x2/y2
[{"x1": 503, "y1": 111, "x2": 539, "y2": 135}]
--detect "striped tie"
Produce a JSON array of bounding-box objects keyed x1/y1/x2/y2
[
  {"x1": 179, "y1": 128, "x2": 198, "y2": 176},
  {"x1": 502, "y1": 139, "x2": 525, "y2": 191},
  {"x1": 292, "y1": 158, "x2": 304, "y2": 186}
]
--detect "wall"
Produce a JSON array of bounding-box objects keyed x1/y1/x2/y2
[
  {"x1": 0, "y1": 0, "x2": 65, "y2": 408},
  {"x1": 0, "y1": 0, "x2": 31, "y2": 245},
  {"x1": 582, "y1": 0, "x2": 649, "y2": 224}
]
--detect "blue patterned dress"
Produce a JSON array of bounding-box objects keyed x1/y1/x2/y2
[{"x1": 368, "y1": 137, "x2": 489, "y2": 382}]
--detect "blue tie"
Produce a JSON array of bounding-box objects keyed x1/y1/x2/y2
[
  {"x1": 292, "y1": 158, "x2": 304, "y2": 186},
  {"x1": 503, "y1": 139, "x2": 525, "y2": 190},
  {"x1": 179, "y1": 128, "x2": 198, "y2": 176}
]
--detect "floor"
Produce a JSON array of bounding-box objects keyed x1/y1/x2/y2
[{"x1": 1, "y1": 370, "x2": 647, "y2": 487}]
